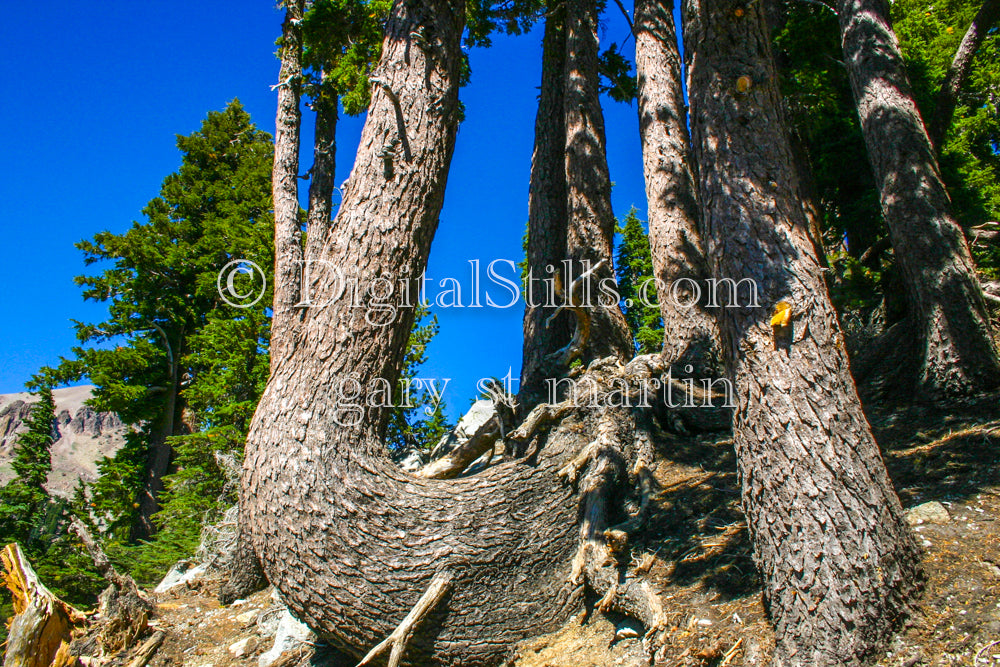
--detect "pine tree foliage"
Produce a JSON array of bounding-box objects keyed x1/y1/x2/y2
[{"x1": 615, "y1": 208, "x2": 664, "y2": 354}]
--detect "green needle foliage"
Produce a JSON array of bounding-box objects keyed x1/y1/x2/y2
[
  {"x1": 45, "y1": 101, "x2": 274, "y2": 547},
  {"x1": 616, "y1": 208, "x2": 663, "y2": 354}
]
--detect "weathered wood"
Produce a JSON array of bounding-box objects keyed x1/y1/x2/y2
[
  {"x1": 125, "y1": 630, "x2": 165, "y2": 667},
  {"x1": 69, "y1": 519, "x2": 152, "y2": 654},
  {"x1": 1, "y1": 543, "x2": 86, "y2": 667}
]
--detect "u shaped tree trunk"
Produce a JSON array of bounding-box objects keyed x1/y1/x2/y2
[{"x1": 243, "y1": 0, "x2": 659, "y2": 664}]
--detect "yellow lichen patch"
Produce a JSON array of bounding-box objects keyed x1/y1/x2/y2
[{"x1": 770, "y1": 301, "x2": 792, "y2": 328}]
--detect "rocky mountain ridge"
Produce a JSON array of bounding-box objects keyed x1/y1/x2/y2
[{"x1": 0, "y1": 385, "x2": 126, "y2": 496}]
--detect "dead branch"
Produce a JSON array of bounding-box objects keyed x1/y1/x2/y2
[
  {"x1": 69, "y1": 518, "x2": 153, "y2": 653},
  {"x1": 357, "y1": 571, "x2": 453, "y2": 667},
  {"x1": 125, "y1": 630, "x2": 165, "y2": 667}
]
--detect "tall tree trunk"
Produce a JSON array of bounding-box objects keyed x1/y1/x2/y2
[
  {"x1": 221, "y1": 0, "x2": 305, "y2": 603},
  {"x1": 271, "y1": 0, "x2": 306, "y2": 369},
  {"x1": 521, "y1": 6, "x2": 573, "y2": 408},
  {"x1": 305, "y1": 90, "x2": 339, "y2": 261},
  {"x1": 684, "y1": 1, "x2": 921, "y2": 664},
  {"x1": 837, "y1": 0, "x2": 1000, "y2": 397},
  {"x1": 132, "y1": 335, "x2": 181, "y2": 541},
  {"x1": 930, "y1": 0, "x2": 1000, "y2": 153},
  {"x1": 633, "y1": 0, "x2": 718, "y2": 372},
  {"x1": 563, "y1": 0, "x2": 633, "y2": 363}
]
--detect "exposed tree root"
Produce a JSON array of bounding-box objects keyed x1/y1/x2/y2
[{"x1": 357, "y1": 570, "x2": 454, "y2": 667}]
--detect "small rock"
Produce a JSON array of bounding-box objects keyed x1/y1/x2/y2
[
  {"x1": 259, "y1": 609, "x2": 316, "y2": 667},
  {"x1": 905, "y1": 501, "x2": 951, "y2": 526},
  {"x1": 155, "y1": 560, "x2": 208, "y2": 593},
  {"x1": 614, "y1": 618, "x2": 642, "y2": 640},
  {"x1": 696, "y1": 618, "x2": 713, "y2": 626},
  {"x1": 230, "y1": 637, "x2": 258, "y2": 658},
  {"x1": 236, "y1": 609, "x2": 259, "y2": 625}
]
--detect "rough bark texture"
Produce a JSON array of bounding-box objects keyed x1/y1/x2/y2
[
  {"x1": 685, "y1": 1, "x2": 922, "y2": 664},
  {"x1": 837, "y1": 0, "x2": 1000, "y2": 397},
  {"x1": 521, "y1": 0, "x2": 634, "y2": 409},
  {"x1": 243, "y1": 0, "x2": 671, "y2": 661},
  {"x1": 222, "y1": 0, "x2": 306, "y2": 605},
  {"x1": 243, "y1": 0, "x2": 591, "y2": 663},
  {"x1": 521, "y1": 7, "x2": 573, "y2": 406},
  {"x1": 930, "y1": 0, "x2": 1000, "y2": 153},
  {"x1": 271, "y1": 0, "x2": 306, "y2": 369},
  {"x1": 562, "y1": 0, "x2": 633, "y2": 364},
  {"x1": 305, "y1": 91, "x2": 339, "y2": 261},
  {"x1": 633, "y1": 0, "x2": 719, "y2": 373},
  {"x1": 218, "y1": 523, "x2": 268, "y2": 605}
]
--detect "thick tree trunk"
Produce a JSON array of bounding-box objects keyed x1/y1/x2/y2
[
  {"x1": 685, "y1": 1, "x2": 922, "y2": 664},
  {"x1": 243, "y1": 0, "x2": 589, "y2": 663},
  {"x1": 305, "y1": 91, "x2": 338, "y2": 261},
  {"x1": 244, "y1": 0, "x2": 670, "y2": 662},
  {"x1": 562, "y1": 0, "x2": 633, "y2": 363},
  {"x1": 930, "y1": 0, "x2": 1000, "y2": 153},
  {"x1": 521, "y1": 7, "x2": 572, "y2": 405},
  {"x1": 271, "y1": 0, "x2": 306, "y2": 369},
  {"x1": 633, "y1": 0, "x2": 719, "y2": 372},
  {"x1": 837, "y1": 0, "x2": 1000, "y2": 397},
  {"x1": 218, "y1": 521, "x2": 267, "y2": 605}
]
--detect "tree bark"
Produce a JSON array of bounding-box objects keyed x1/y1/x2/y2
[
  {"x1": 305, "y1": 90, "x2": 339, "y2": 261},
  {"x1": 271, "y1": 0, "x2": 306, "y2": 369},
  {"x1": 837, "y1": 0, "x2": 1000, "y2": 397},
  {"x1": 222, "y1": 0, "x2": 305, "y2": 605},
  {"x1": 562, "y1": 0, "x2": 633, "y2": 364},
  {"x1": 684, "y1": 1, "x2": 922, "y2": 664},
  {"x1": 133, "y1": 336, "x2": 182, "y2": 541},
  {"x1": 929, "y1": 0, "x2": 1000, "y2": 153},
  {"x1": 633, "y1": 0, "x2": 719, "y2": 373},
  {"x1": 521, "y1": 7, "x2": 573, "y2": 406},
  {"x1": 242, "y1": 0, "x2": 591, "y2": 663}
]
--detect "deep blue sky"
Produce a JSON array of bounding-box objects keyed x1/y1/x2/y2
[{"x1": 0, "y1": 1, "x2": 648, "y2": 419}]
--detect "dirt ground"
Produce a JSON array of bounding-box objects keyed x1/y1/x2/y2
[{"x1": 95, "y1": 394, "x2": 1000, "y2": 667}]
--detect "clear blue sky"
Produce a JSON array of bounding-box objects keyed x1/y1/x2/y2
[{"x1": 0, "y1": 0, "x2": 648, "y2": 419}]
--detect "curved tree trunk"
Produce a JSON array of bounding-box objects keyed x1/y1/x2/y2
[
  {"x1": 222, "y1": 0, "x2": 305, "y2": 603},
  {"x1": 930, "y1": 0, "x2": 1000, "y2": 153},
  {"x1": 242, "y1": 0, "x2": 635, "y2": 663},
  {"x1": 684, "y1": 0, "x2": 922, "y2": 664},
  {"x1": 521, "y1": 7, "x2": 573, "y2": 406},
  {"x1": 837, "y1": 0, "x2": 1000, "y2": 397},
  {"x1": 633, "y1": 0, "x2": 719, "y2": 373}
]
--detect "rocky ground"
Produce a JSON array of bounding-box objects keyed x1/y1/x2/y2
[{"x1": 30, "y1": 394, "x2": 1000, "y2": 667}]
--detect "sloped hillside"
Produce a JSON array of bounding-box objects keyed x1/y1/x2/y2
[{"x1": 0, "y1": 385, "x2": 125, "y2": 496}]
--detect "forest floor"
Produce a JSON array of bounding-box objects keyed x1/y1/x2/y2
[{"x1": 102, "y1": 393, "x2": 1000, "y2": 667}]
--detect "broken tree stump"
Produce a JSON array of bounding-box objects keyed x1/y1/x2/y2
[
  {"x1": 68, "y1": 518, "x2": 153, "y2": 654},
  {"x1": 1, "y1": 542, "x2": 86, "y2": 667}
]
